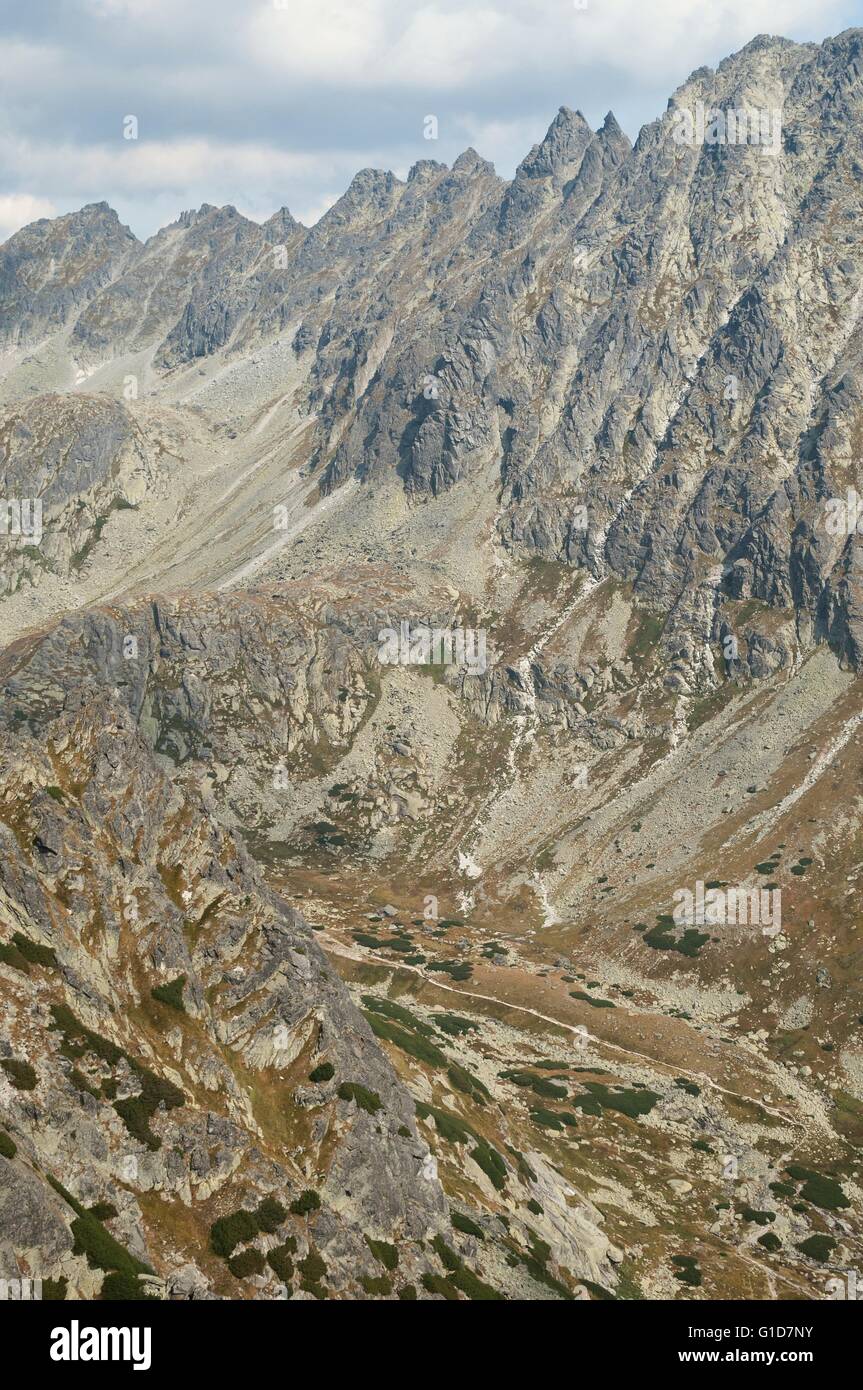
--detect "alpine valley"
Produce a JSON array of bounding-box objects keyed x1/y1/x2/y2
[{"x1": 1, "y1": 29, "x2": 863, "y2": 1302}]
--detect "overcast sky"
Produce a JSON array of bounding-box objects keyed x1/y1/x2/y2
[{"x1": 0, "y1": 0, "x2": 860, "y2": 243}]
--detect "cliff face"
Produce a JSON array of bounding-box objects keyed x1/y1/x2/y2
[
  {"x1": 0, "y1": 621, "x2": 453, "y2": 1298},
  {"x1": 4, "y1": 35, "x2": 863, "y2": 681},
  {"x1": 2, "y1": 32, "x2": 863, "y2": 1302}
]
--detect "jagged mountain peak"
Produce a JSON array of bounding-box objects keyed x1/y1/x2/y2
[
  {"x1": 311, "y1": 167, "x2": 406, "y2": 234},
  {"x1": 2, "y1": 198, "x2": 135, "y2": 249},
  {"x1": 2, "y1": 27, "x2": 863, "y2": 1309},
  {"x1": 262, "y1": 206, "x2": 302, "y2": 239},
  {"x1": 72, "y1": 199, "x2": 123, "y2": 220},
  {"x1": 451, "y1": 146, "x2": 496, "y2": 176},
  {"x1": 407, "y1": 158, "x2": 449, "y2": 183},
  {"x1": 516, "y1": 106, "x2": 593, "y2": 182}
]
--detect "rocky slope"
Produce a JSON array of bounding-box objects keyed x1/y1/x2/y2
[{"x1": 2, "y1": 29, "x2": 863, "y2": 1300}]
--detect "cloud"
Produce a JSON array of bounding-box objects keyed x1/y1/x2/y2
[
  {"x1": 0, "y1": 135, "x2": 333, "y2": 194},
  {"x1": 249, "y1": 0, "x2": 851, "y2": 89},
  {"x1": 0, "y1": 192, "x2": 56, "y2": 241},
  {"x1": 0, "y1": 0, "x2": 858, "y2": 241}
]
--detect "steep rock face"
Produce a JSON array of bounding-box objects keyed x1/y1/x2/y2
[
  {"x1": 0, "y1": 643, "x2": 449, "y2": 1297},
  {"x1": 0, "y1": 393, "x2": 158, "y2": 595},
  {"x1": 3, "y1": 32, "x2": 863, "y2": 1301},
  {"x1": 72, "y1": 205, "x2": 272, "y2": 364},
  {"x1": 0, "y1": 603, "x2": 632, "y2": 1301},
  {"x1": 0, "y1": 203, "x2": 138, "y2": 350},
  {"x1": 0, "y1": 34, "x2": 861, "y2": 689}
]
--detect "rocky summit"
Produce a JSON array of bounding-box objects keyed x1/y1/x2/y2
[{"x1": 1, "y1": 30, "x2": 863, "y2": 1304}]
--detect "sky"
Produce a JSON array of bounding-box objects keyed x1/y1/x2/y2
[{"x1": 0, "y1": 0, "x2": 860, "y2": 243}]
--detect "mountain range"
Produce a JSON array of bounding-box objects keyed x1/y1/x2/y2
[{"x1": 1, "y1": 29, "x2": 862, "y2": 1302}]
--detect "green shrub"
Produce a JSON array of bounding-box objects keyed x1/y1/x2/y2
[
  {"x1": 674, "y1": 1078, "x2": 700, "y2": 1097},
  {"x1": 113, "y1": 1063, "x2": 185, "y2": 1150},
  {"x1": 290, "y1": 1189, "x2": 321, "y2": 1216},
  {"x1": 769, "y1": 1181, "x2": 795, "y2": 1199},
  {"x1": 70, "y1": 1208, "x2": 152, "y2": 1281},
  {"x1": 0, "y1": 941, "x2": 30, "y2": 973},
  {"x1": 255, "y1": 1197, "x2": 286, "y2": 1233},
  {"x1": 572, "y1": 1093, "x2": 602, "y2": 1116},
  {"x1": 309, "y1": 1062, "x2": 334, "y2": 1083},
  {"x1": 363, "y1": 1013, "x2": 447, "y2": 1067},
  {"x1": 112, "y1": 1097, "x2": 160, "y2": 1151},
  {"x1": 426, "y1": 960, "x2": 473, "y2": 982},
  {"x1": 582, "y1": 1280, "x2": 617, "y2": 1301},
  {"x1": 228, "y1": 1249, "x2": 265, "y2": 1279},
  {"x1": 796, "y1": 1235, "x2": 835, "y2": 1262},
  {"x1": 42, "y1": 1277, "x2": 68, "y2": 1300},
  {"x1": 501, "y1": 1069, "x2": 567, "y2": 1099},
  {"x1": 576, "y1": 1082, "x2": 660, "y2": 1119},
  {"x1": 0, "y1": 1131, "x2": 17, "y2": 1159},
  {"x1": 1, "y1": 1058, "x2": 37, "y2": 1090},
  {"x1": 359, "y1": 1274, "x2": 392, "y2": 1295},
  {"x1": 365, "y1": 1236, "x2": 398, "y2": 1271},
  {"x1": 758, "y1": 1233, "x2": 782, "y2": 1252},
  {"x1": 643, "y1": 924, "x2": 709, "y2": 958},
  {"x1": 210, "y1": 1209, "x2": 259, "y2": 1258},
  {"x1": 415, "y1": 1102, "x2": 476, "y2": 1145},
  {"x1": 569, "y1": 991, "x2": 615, "y2": 1009},
  {"x1": 430, "y1": 1236, "x2": 502, "y2": 1300},
  {"x1": 470, "y1": 1141, "x2": 507, "y2": 1191},
  {"x1": 740, "y1": 1208, "x2": 775, "y2": 1226},
  {"x1": 785, "y1": 1167, "x2": 849, "y2": 1211},
  {"x1": 671, "y1": 1255, "x2": 702, "y2": 1287},
  {"x1": 514, "y1": 1230, "x2": 576, "y2": 1300},
  {"x1": 451, "y1": 1212, "x2": 484, "y2": 1239},
  {"x1": 398, "y1": 1284, "x2": 417, "y2": 1300},
  {"x1": 421, "y1": 1271, "x2": 459, "y2": 1299},
  {"x1": 529, "y1": 1108, "x2": 565, "y2": 1131},
  {"x1": 11, "y1": 933, "x2": 57, "y2": 968},
  {"x1": 88, "y1": 1202, "x2": 118, "y2": 1221},
  {"x1": 526, "y1": 1199, "x2": 543, "y2": 1216},
  {"x1": 50, "y1": 1003, "x2": 183, "y2": 1148},
  {"x1": 150, "y1": 976, "x2": 186, "y2": 1012},
  {"x1": 508, "y1": 1148, "x2": 537, "y2": 1182},
  {"x1": 338, "y1": 1082, "x2": 382, "y2": 1114},
  {"x1": 447, "y1": 1062, "x2": 490, "y2": 1103},
  {"x1": 267, "y1": 1244, "x2": 295, "y2": 1283},
  {"x1": 434, "y1": 1014, "x2": 478, "y2": 1037},
  {"x1": 299, "y1": 1249, "x2": 327, "y2": 1297},
  {"x1": 50, "y1": 1004, "x2": 123, "y2": 1065},
  {"x1": 100, "y1": 1272, "x2": 156, "y2": 1300},
  {"x1": 361, "y1": 996, "x2": 436, "y2": 1037},
  {"x1": 70, "y1": 1068, "x2": 101, "y2": 1099}
]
